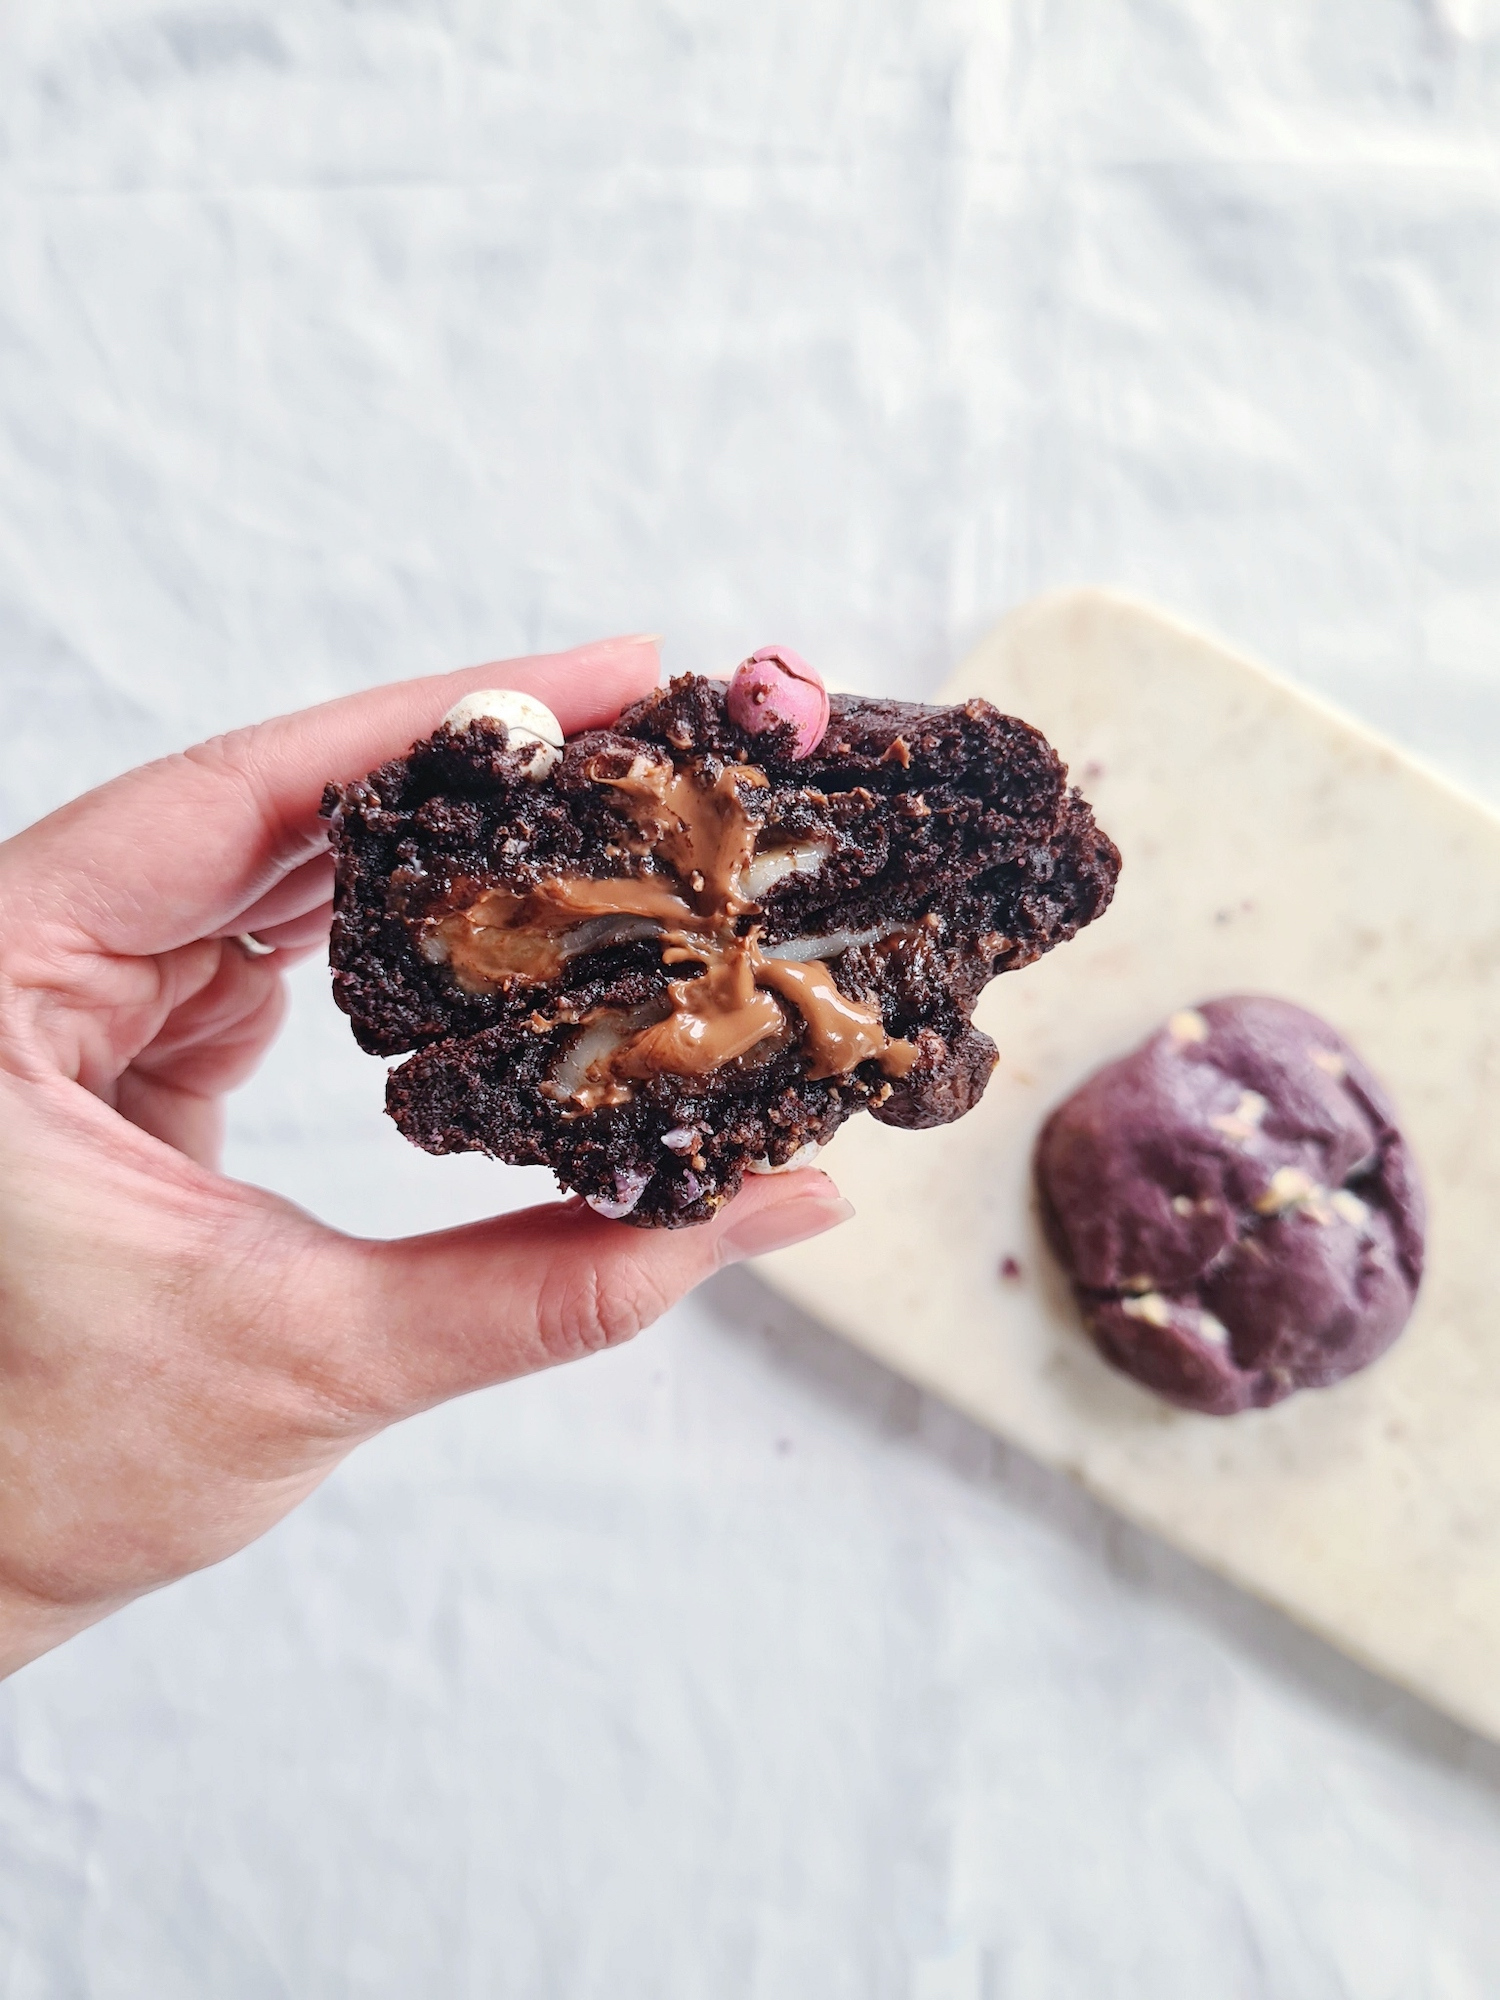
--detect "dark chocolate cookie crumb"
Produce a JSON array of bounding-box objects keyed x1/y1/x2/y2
[{"x1": 1034, "y1": 996, "x2": 1425, "y2": 1415}]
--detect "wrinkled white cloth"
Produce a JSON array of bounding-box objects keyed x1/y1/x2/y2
[{"x1": 3, "y1": 4, "x2": 1500, "y2": 1995}]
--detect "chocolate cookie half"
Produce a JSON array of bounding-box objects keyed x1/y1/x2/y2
[
  {"x1": 324, "y1": 660, "x2": 1119, "y2": 1225},
  {"x1": 1034, "y1": 996, "x2": 1425, "y2": 1414}
]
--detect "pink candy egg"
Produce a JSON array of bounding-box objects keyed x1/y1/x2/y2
[{"x1": 726, "y1": 645, "x2": 830, "y2": 760}]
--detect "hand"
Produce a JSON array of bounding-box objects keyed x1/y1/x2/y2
[{"x1": 0, "y1": 636, "x2": 852, "y2": 1677}]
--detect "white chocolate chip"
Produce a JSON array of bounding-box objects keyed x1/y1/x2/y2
[
  {"x1": 1121, "y1": 1291, "x2": 1172, "y2": 1328},
  {"x1": 1330, "y1": 1188, "x2": 1369, "y2": 1228},
  {"x1": 549, "y1": 1006, "x2": 657, "y2": 1102},
  {"x1": 1310, "y1": 1047, "x2": 1346, "y2": 1078},
  {"x1": 1209, "y1": 1090, "x2": 1269, "y2": 1142},
  {"x1": 1196, "y1": 1311, "x2": 1232, "y2": 1348},
  {"x1": 1254, "y1": 1165, "x2": 1322, "y2": 1216},
  {"x1": 441, "y1": 688, "x2": 564, "y2": 778},
  {"x1": 761, "y1": 921, "x2": 905, "y2": 963},
  {"x1": 743, "y1": 838, "x2": 835, "y2": 901},
  {"x1": 1168, "y1": 1009, "x2": 1210, "y2": 1043}
]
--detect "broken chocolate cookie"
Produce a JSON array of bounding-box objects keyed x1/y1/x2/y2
[
  {"x1": 1034, "y1": 996, "x2": 1426, "y2": 1414},
  {"x1": 324, "y1": 650, "x2": 1120, "y2": 1226}
]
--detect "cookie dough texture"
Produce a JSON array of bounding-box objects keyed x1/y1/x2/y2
[
  {"x1": 323, "y1": 673, "x2": 1119, "y2": 1225},
  {"x1": 1035, "y1": 996, "x2": 1426, "y2": 1415}
]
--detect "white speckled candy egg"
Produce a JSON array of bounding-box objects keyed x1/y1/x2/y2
[{"x1": 441, "y1": 688, "x2": 564, "y2": 778}]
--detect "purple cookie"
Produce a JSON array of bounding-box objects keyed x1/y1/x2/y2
[{"x1": 1033, "y1": 996, "x2": 1425, "y2": 1415}]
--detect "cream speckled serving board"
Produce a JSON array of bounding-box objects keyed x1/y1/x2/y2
[{"x1": 758, "y1": 588, "x2": 1500, "y2": 1740}]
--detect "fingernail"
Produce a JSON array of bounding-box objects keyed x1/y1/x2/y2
[
  {"x1": 626, "y1": 632, "x2": 664, "y2": 646},
  {"x1": 719, "y1": 1186, "x2": 855, "y2": 1264}
]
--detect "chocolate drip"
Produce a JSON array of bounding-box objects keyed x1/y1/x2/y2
[
  {"x1": 430, "y1": 875, "x2": 703, "y2": 992},
  {"x1": 616, "y1": 940, "x2": 789, "y2": 1080},
  {"x1": 567, "y1": 933, "x2": 914, "y2": 1105},
  {"x1": 600, "y1": 756, "x2": 766, "y2": 919},
  {"x1": 755, "y1": 955, "x2": 918, "y2": 1081},
  {"x1": 424, "y1": 749, "x2": 914, "y2": 1099}
]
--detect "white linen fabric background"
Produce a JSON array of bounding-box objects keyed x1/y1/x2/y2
[{"x1": 2, "y1": 4, "x2": 1500, "y2": 1995}]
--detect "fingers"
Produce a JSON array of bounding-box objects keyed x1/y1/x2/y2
[
  {"x1": 88, "y1": 942, "x2": 290, "y2": 1112},
  {"x1": 324, "y1": 1170, "x2": 854, "y2": 1422},
  {"x1": 220, "y1": 851, "x2": 334, "y2": 941},
  {"x1": 220, "y1": 850, "x2": 336, "y2": 956},
  {"x1": 0, "y1": 634, "x2": 662, "y2": 960},
  {"x1": 113, "y1": 1072, "x2": 227, "y2": 1168}
]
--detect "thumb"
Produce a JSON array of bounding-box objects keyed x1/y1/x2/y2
[{"x1": 330, "y1": 1170, "x2": 853, "y2": 1421}]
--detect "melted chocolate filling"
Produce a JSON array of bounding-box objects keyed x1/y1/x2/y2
[{"x1": 415, "y1": 748, "x2": 914, "y2": 1103}]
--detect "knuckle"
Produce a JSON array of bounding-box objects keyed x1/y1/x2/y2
[
  {"x1": 535, "y1": 1257, "x2": 670, "y2": 1365},
  {"x1": 180, "y1": 729, "x2": 322, "y2": 871},
  {"x1": 182, "y1": 726, "x2": 272, "y2": 805}
]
